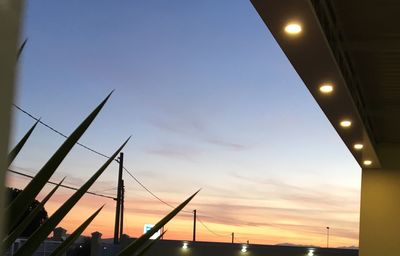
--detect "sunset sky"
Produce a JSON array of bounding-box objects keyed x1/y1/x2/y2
[{"x1": 8, "y1": 0, "x2": 361, "y2": 247}]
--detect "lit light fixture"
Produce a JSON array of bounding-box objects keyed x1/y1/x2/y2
[
  {"x1": 340, "y1": 120, "x2": 352, "y2": 128},
  {"x1": 354, "y1": 144, "x2": 364, "y2": 150},
  {"x1": 182, "y1": 242, "x2": 188, "y2": 249},
  {"x1": 363, "y1": 160, "x2": 372, "y2": 166},
  {"x1": 319, "y1": 83, "x2": 334, "y2": 94},
  {"x1": 241, "y1": 245, "x2": 248, "y2": 253},
  {"x1": 308, "y1": 248, "x2": 315, "y2": 256},
  {"x1": 284, "y1": 23, "x2": 302, "y2": 34}
]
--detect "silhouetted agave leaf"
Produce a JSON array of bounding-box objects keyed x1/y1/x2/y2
[
  {"x1": 118, "y1": 189, "x2": 200, "y2": 256},
  {"x1": 6, "y1": 92, "x2": 113, "y2": 231},
  {"x1": 49, "y1": 205, "x2": 104, "y2": 256},
  {"x1": 8, "y1": 119, "x2": 39, "y2": 166},
  {"x1": 3, "y1": 177, "x2": 65, "y2": 249},
  {"x1": 17, "y1": 38, "x2": 27, "y2": 60},
  {"x1": 14, "y1": 137, "x2": 130, "y2": 256},
  {"x1": 136, "y1": 230, "x2": 167, "y2": 256}
]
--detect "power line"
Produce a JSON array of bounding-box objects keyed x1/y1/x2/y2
[
  {"x1": 91, "y1": 187, "x2": 117, "y2": 194},
  {"x1": 13, "y1": 104, "x2": 184, "y2": 205},
  {"x1": 8, "y1": 168, "x2": 116, "y2": 200},
  {"x1": 11, "y1": 166, "x2": 237, "y2": 240},
  {"x1": 14, "y1": 103, "x2": 192, "y2": 211},
  {"x1": 12, "y1": 104, "x2": 113, "y2": 160},
  {"x1": 123, "y1": 167, "x2": 177, "y2": 209},
  {"x1": 12, "y1": 103, "x2": 231, "y2": 237},
  {"x1": 197, "y1": 216, "x2": 231, "y2": 237},
  {"x1": 123, "y1": 166, "x2": 193, "y2": 214}
]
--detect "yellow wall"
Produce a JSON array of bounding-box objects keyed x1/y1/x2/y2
[{"x1": 359, "y1": 168, "x2": 400, "y2": 256}]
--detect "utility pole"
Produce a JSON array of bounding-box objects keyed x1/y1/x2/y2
[
  {"x1": 231, "y1": 232, "x2": 234, "y2": 243},
  {"x1": 119, "y1": 179, "x2": 125, "y2": 238},
  {"x1": 114, "y1": 152, "x2": 124, "y2": 244},
  {"x1": 326, "y1": 226, "x2": 330, "y2": 248},
  {"x1": 193, "y1": 210, "x2": 197, "y2": 242}
]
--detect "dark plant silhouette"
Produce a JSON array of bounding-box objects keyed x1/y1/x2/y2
[
  {"x1": 67, "y1": 237, "x2": 91, "y2": 256},
  {"x1": 4, "y1": 92, "x2": 197, "y2": 255},
  {"x1": 6, "y1": 187, "x2": 48, "y2": 237}
]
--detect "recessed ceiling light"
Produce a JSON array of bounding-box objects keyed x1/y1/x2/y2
[
  {"x1": 354, "y1": 144, "x2": 364, "y2": 150},
  {"x1": 340, "y1": 120, "x2": 352, "y2": 127},
  {"x1": 284, "y1": 23, "x2": 302, "y2": 34},
  {"x1": 363, "y1": 160, "x2": 372, "y2": 166},
  {"x1": 319, "y1": 84, "x2": 334, "y2": 94}
]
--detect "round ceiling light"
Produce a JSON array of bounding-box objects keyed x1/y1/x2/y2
[
  {"x1": 340, "y1": 120, "x2": 352, "y2": 128},
  {"x1": 284, "y1": 23, "x2": 302, "y2": 34},
  {"x1": 319, "y1": 84, "x2": 334, "y2": 94},
  {"x1": 354, "y1": 144, "x2": 364, "y2": 150},
  {"x1": 363, "y1": 160, "x2": 372, "y2": 166}
]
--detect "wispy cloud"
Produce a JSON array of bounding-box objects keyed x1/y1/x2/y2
[
  {"x1": 191, "y1": 201, "x2": 358, "y2": 240},
  {"x1": 119, "y1": 196, "x2": 358, "y2": 240},
  {"x1": 205, "y1": 139, "x2": 247, "y2": 150},
  {"x1": 150, "y1": 119, "x2": 205, "y2": 136},
  {"x1": 147, "y1": 145, "x2": 201, "y2": 160},
  {"x1": 148, "y1": 116, "x2": 249, "y2": 152},
  {"x1": 228, "y1": 172, "x2": 359, "y2": 208}
]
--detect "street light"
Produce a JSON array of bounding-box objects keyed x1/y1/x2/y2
[{"x1": 326, "y1": 227, "x2": 330, "y2": 248}]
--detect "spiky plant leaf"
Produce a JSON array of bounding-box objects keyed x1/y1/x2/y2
[
  {"x1": 6, "y1": 92, "x2": 113, "y2": 230},
  {"x1": 14, "y1": 137, "x2": 130, "y2": 256},
  {"x1": 136, "y1": 230, "x2": 167, "y2": 256},
  {"x1": 118, "y1": 189, "x2": 200, "y2": 256},
  {"x1": 49, "y1": 205, "x2": 104, "y2": 256},
  {"x1": 3, "y1": 177, "x2": 65, "y2": 249},
  {"x1": 8, "y1": 119, "x2": 39, "y2": 166},
  {"x1": 17, "y1": 38, "x2": 27, "y2": 60}
]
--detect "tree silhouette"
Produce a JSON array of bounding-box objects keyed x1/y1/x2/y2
[{"x1": 7, "y1": 187, "x2": 48, "y2": 237}]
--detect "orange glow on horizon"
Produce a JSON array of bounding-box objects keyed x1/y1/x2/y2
[{"x1": 6, "y1": 175, "x2": 359, "y2": 248}]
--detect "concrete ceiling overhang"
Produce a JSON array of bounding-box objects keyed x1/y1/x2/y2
[{"x1": 251, "y1": 0, "x2": 400, "y2": 169}]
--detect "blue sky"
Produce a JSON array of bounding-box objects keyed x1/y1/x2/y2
[{"x1": 9, "y1": 0, "x2": 361, "y2": 246}]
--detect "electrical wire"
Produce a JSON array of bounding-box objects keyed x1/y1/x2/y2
[
  {"x1": 12, "y1": 104, "x2": 113, "y2": 160},
  {"x1": 13, "y1": 104, "x2": 183, "y2": 209},
  {"x1": 12, "y1": 103, "x2": 238, "y2": 238},
  {"x1": 122, "y1": 167, "x2": 176, "y2": 208},
  {"x1": 123, "y1": 166, "x2": 192, "y2": 214},
  {"x1": 91, "y1": 187, "x2": 117, "y2": 193},
  {"x1": 8, "y1": 168, "x2": 116, "y2": 200},
  {"x1": 197, "y1": 216, "x2": 231, "y2": 237}
]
